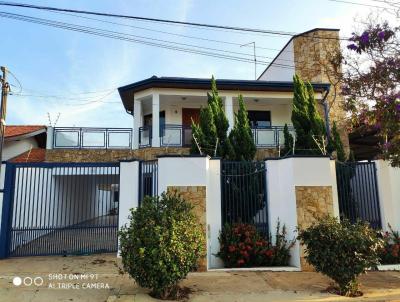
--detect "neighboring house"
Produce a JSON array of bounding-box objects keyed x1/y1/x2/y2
[
  {"x1": 3, "y1": 125, "x2": 47, "y2": 162},
  {"x1": 49, "y1": 28, "x2": 346, "y2": 162}
]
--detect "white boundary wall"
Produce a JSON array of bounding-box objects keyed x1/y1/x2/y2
[
  {"x1": 375, "y1": 160, "x2": 400, "y2": 232},
  {"x1": 265, "y1": 157, "x2": 339, "y2": 269}
]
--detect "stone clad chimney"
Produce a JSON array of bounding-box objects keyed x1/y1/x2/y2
[{"x1": 292, "y1": 29, "x2": 349, "y2": 154}]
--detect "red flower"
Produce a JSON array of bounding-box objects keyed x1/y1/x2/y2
[
  {"x1": 265, "y1": 250, "x2": 274, "y2": 257},
  {"x1": 237, "y1": 259, "x2": 245, "y2": 265},
  {"x1": 228, "y1": 245, "x2": 236, "y2": 253}
]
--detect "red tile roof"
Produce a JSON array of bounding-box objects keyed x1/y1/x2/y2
[
  {"x1": 11, "y1": 148, "x2": 46, "y2": 163},
  {"x1": 5, "y1": 125, "x2": 46, "y2": 139}
]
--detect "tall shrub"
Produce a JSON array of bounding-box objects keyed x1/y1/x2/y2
[
  {"x1": 119, "y1": 192, "x2": 205, "y2": 300},
  {"x1": 229, "y1": 95, "x2": 256, "y2": 161},
  {"x1": 191, "y1": 77, "x2": 234, "y2": 158},
  {"x1": 331, "y1": 121, "x2": 346, "y2": 161},
  {"x1": 289, "y1": 74, "x2": 326, "y2": 154},
  {"x1": 298, "y1": 217, "x2": 383, "y2": 296},
  {"x1": 282, "y1": 123, "x2": 294, "y2": 156}
]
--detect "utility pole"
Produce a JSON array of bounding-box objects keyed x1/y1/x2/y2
[
  {"x1": 0, "y1": 66, "x2": 10, "y2": 174},
  {"x1": 241, "y1": 42, "x2": 257, "y2": 80}
]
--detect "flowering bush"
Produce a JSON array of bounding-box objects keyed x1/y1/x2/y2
[
  {"x1": 338, "y1": 21, "x2": 400, "y2": 167},
  {"x1": 379, "y1": 225, "x2": 400, "y2": 265},
  {"x1": 217, "y1": 222, "x2": 294, "y2": 268}
]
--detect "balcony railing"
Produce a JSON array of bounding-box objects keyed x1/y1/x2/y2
[
  {"x1": 53, "y1": 125, "x2": 295, "y2": 150},
  {"x1": 251, "y1": 126, "x2": 295, "y2": 148},
  {"x1": 138, "y1": 125, "x2": 295, "y2": 149},
  {"x1": 53, "y1": 127, "x2": 132, "y2": 149},
  {"x1": 160, "y1": 125, "x2": 192, "y2": 147},
  {"x1": 139, "y1": 125, "x2": 192, "y2": 148}
]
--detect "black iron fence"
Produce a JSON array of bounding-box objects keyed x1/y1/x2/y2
[
  {"x1": 221, "y1": 161, "x2": 268, "y2": 235},
  {"x1": 336, "y1": 161, "x2": 382, "y2": 229},
  {"x1": 0, "y1": 162, "x2": 120, "y2": 258},
  {"x1": 139, "y1": 160, "x2": 158, "y2": 203}
]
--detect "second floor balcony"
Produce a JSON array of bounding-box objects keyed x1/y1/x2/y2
[{"x1": 50, "y1": 125, "x2": 295, "y2": 150}]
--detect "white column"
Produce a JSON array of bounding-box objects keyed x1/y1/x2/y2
[
  {"x1": 207, "y1": 158, "x2": 223, "y2": 269},
  {"x1": 132, "y1": 99, "x2": 142, "y2": 150},
  {"x1": 118, "y1": 160, "x2": 139, "y2": 256},
  {"x1": 152, "y1": 93, "x2": 160, "y2": 147},
  {"x1": 224, "y1": 95, "x2": 234, "y2": 132},
  {"x1": 46, "y1": 126, "x2": 54, "y2": 149}
]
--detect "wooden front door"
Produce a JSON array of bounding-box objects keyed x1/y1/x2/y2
[{"x1": 182, "y1": 108, "x2": 200, "y2": 126}]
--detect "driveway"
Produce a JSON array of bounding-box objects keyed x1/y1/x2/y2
[{"x1": 0, "y1": 254, "x2": 400, "y2": 301}]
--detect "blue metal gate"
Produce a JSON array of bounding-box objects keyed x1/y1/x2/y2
[
  {"x1": 0, "y1": 162, "x2": 120, "y2": 258},
  {"x1": 139, "y1": 160, "x2": 158, "y2": 203},
  {"x1": 336, "y1": 161, "x2": 382, "y2": 229},
  {"x1": 220, "y1": 161, "x2": 268, "y2": 235}
]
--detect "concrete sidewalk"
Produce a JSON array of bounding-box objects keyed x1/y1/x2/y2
[{"x1": 0, "y1": 254, "x2": 400, "y2": 302}]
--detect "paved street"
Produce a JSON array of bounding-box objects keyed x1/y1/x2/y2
[{"x1": 1, "y1": 254, "x2": 400, "y2": 301}]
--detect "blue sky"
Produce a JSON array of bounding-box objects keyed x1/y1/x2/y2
[{"x1": 0, "y1": 0, "x2": 395, "y2": 127}]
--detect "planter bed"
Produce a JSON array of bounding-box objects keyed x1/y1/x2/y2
[
  {"x1": 377, "y1": 264, "x2": 400, "y2": 271},
  {"x1": 208, "y1": 266, "x2": 300, "y2": 272}
]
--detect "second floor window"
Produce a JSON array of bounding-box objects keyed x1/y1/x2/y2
[{"x1": 247, "y1": 110, "x2": 271, "y2": 128}]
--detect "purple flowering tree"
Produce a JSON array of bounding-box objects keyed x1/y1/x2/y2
[{"x1": 339, "y1": 21, "x2": 400, "y2": 167}]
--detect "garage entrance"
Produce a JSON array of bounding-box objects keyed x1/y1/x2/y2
[{"x1": 0, "y1": 162, "x2": 120, "y2": 258}]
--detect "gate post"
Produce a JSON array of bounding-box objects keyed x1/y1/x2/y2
[
  {"x1": 118, "y1": 160, "x2": 139, "y2": 256},
  {"x1": 0, "y1": 163, "x2": 15, "y2": 259}
]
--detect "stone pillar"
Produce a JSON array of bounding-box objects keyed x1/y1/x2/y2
[
  {"x1": 151, "y1": 93, "x2": 160, "y2": 147},
  {"x1": 224, "y1": 95, "x2": 234, "y2": 133},
  {"x1": 133, "y1": 99, "x2": 142, "y2": 150},
  {"x1": 118, "y1": 160, "x2": 139, "y2": 256},
  {"x1": 167, "y1": 186, "x2": 207, "y2": 271}
]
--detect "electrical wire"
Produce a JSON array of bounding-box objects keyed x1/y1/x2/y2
[
  {"x1": 0, "y1": 1, "x2": 349, "y2": 40},
  {"x1": 0, "y1": 11, "x2": 333, "y2": 74},
  {"x1": 48, "y1": 10, "x2": 284, "y2": 52},
  {"x1": 0, "y1": 11, "x2": 271, "y2": 66}
]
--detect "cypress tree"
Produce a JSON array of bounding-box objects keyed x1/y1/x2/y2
[
  {"x1": 331, "y1": 121, "x2": 346, "y2": 161},
  {"x1": 291, "y1": 74, "x2": 311, "y2": 151},
  {"x1": 191, "y1": 105, "x2": 217, "y2": 155},
  {"x1": 282, "y1": 123, "x2": 294, "y2": 156},
  {"x1": 207, "y1": 77, "x2": 235, "y2": 158},
  {"x1": 290, "y1": 74, "x2": 327, "y2": 154},
  {"x1": 229, "y1": 95, "x2": 256, "y2": 161}
]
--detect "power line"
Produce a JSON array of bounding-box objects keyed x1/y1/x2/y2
[
  {"x1": 0, "y1": 1, "x2": 349, "y2": 40},
  {"x1": 49, "y1": 10, "x2": 283, "y2": 52},
  {"x1": 0, "y1": 1, "x2": 298, "y2": 36},
  {"x1": 0, "y1": 11, "x2": 331, "y2": 74},
  {"x1": 328, "y1": 0, "x2": 398, "y2": 9},
  {"x1": 0, "y1": 11, "x2": 271, "y2": 66}
]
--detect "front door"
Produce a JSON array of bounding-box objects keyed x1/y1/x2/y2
[{"x1": 182, "y1": 108, "x2": 200, "y2": 126}]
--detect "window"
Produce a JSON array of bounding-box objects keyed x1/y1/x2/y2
[
  {"x1": 143, "y1": 111, "x2": 166, "y2": 129},
  {"x1": 247, "y1": 111, "x2": 271, "y2": 128}
]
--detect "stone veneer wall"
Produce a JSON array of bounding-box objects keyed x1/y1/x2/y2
[
  {"x1": 293, "y1": 29, "x2": 350, "y2": 155},
  {"x1": 45, "y1": 147, "x2": 278, "y2": 162},
  {"x1": 295, "y1": 186, "x2": 334, "y2": 271},
  {"x1": 45, "y1": 147, "x2": 190, "y2": 162},
  {"x1": 167, "y1": 186, "x2": 207, "y2": 272}
]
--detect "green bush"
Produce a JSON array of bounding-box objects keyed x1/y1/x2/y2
[
  {"x1": 298, "y1": 217, "x2": 383, "y2": 296},
  {"x1": 379, "y1": 225, "x2": 400, "y2": 265},
  {"x1": 217, "y1": 222, "x2": 294, "y2": 267},
  {"x1": 119, "y1": 192, "x2": 205, "y2": 300}
]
